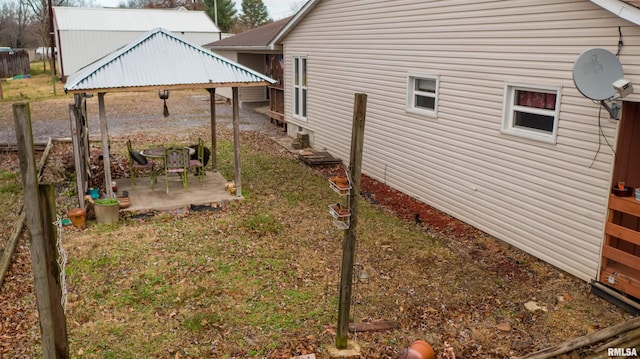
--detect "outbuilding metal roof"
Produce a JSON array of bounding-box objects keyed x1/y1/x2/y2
[
  {"x1": 53, "y1": 6, "x2": 219, "y2": 33},
  {"x1": 64, "y1": 27, "x2": 275, "y2": 93}
]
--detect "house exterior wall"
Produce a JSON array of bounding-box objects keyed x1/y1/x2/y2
[
  {"x1": 56, "y1": 30, "x2": 216, "y2": 78},
  {"x1": 208, "y1": 50, "x2": 268, "y2": 106},
  {"x1": 237, "y1": 53, "x2": 268, "y2": 103},
  {"x1": 281, "y1": 0, "x2": 640, "y2": 281},
  {"x1": 208, "y1": 51, "x2": 268, "y2": 104},
  {"x1": 212, "y1": 50, "x2": 236, "y2": 100}
]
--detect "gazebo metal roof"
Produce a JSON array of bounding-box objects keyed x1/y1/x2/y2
[{"x1": 64, "y1": 27, "x2": 274, "y2": 93}]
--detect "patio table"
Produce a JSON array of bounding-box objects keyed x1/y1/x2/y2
[
  {"x1": 140, "y1": 147, "x2": 195, "y2": 158},
  {"x1": 140, "y1": 147, "x2": 165, "y2": 159}
]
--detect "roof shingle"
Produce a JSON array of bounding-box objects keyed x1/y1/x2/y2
[{"x1": 205, "y1": 17, "x2": 291, "y2": 48}]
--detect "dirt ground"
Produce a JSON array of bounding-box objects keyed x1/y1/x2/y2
[{"x1": 0, "y1": 91, "x2": 635, "y2": 358}]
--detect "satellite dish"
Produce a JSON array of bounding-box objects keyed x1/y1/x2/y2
[{"x1": 573, "y1": 48, "x2": 623, "y2": 101}]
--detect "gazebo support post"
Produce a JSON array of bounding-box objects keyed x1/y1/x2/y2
[
  {"x1": 70, "y1": 95, "x2": 85, "y2": 208},
  {"x1": 208, "y1": 87, "x2": 217, "y2": 172},
  {"x1": 98, "y1": 93, "x2": 114, "y2": 198},
  {"x1": 232, "y1": 87, "x2": 242, "y2": 197}
]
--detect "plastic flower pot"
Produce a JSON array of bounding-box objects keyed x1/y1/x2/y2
[{"x1": 93, "y1": 198, "x2": 120, "y2": 224}]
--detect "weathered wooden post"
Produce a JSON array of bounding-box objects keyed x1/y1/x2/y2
[
  {"x1": 13, "y1": 103, "x2": 69, "y2": 358},
  {"x1": 208, "y1": 88, "x2": 217, "y2": 172},
  {"x1": 70, "y1": 100, "x2": 84, "y2": 207},
  {"x1": 232, "y1": 86, "x2": 242, "y2": 197},
  {"x1": 98, "y1": 92, "x2": 114, "y2": 198},
  {"x1": 336, "y1": 93, "x2": 367, "y2": 350},
  {"x1": 39, "y1": 183, "x2": 69, "y2": 357}
]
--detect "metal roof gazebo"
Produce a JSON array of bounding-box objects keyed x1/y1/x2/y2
[{"x1": 64, "y1": 27, "x2": 275, "y2": 208}]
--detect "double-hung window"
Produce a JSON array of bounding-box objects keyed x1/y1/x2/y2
[
  {"x1": 407, "y1": 74, "x2": 438, "y2": 116},
  {"x1": 502, "y1": 84, "x2": 560, "y2": 143},
  {"x1": 293, "y1": 56, "x2": 307, "y2": 120}
]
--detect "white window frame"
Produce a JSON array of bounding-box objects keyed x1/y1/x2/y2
[
  {"x1": 293, "y1": 55, "x2": 307, "y2": 121},
  {"x1": 501, "y1": 83, "x2": 561, "y2": 143},
  {"x1": 406, "y1": 73, "x2": 439, "y2": 117}
]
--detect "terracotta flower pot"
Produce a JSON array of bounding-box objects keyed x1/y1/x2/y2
[
  {"x1": 67, "y1": 208, "x2": 86, "y2": 228},
  {"x1": 117, "y1": 196, "x2": 131, "y2": 209},
  {"x1": 407, "y1": 340, "x2": 434, "y2": 359}
]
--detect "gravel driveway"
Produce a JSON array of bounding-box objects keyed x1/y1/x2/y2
[{"x1": 0, "y1": 90, "x2": 283, "y2": 143}]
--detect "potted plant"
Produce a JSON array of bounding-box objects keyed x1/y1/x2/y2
[{"x1": 93, "y1": 198, "x2": 120, "y2": 224}]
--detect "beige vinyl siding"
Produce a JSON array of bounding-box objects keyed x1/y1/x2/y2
[
  {"x1": 237, "y1": 53, "x2": 268, "y2": 103},
  {"x1": 282, "y1": 0, "x2": 640, "y2": 281},
  {"x1": 211, "y1": 50, "x2": 236, "y2": 100},
  {"x1": 208, "y1": 52, "x2": 267, "y2": 104}
]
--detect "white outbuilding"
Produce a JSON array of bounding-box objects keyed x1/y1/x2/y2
[{"x1": 53, "y1": 6, "x2": 221, "y2": 79}]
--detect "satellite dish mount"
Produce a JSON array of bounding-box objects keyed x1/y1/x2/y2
[{"x1": 573, "y1": 48, "x2": 633, "y2": 120}]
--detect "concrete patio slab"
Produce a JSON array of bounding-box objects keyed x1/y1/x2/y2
[{"x1": 114, "y1": 171, "x2": 241, "y2": 213}]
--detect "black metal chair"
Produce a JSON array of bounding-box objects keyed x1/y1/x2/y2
[
  {"x1": 127, "y1": 139, "x2": 156, "y2": 189},
  {"x1": 189, "y1": 138, "x2": 205, "y2": 184}
]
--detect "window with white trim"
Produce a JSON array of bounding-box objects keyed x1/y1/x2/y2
[
  {"x1": 407, "y1": 74, "x2": 438, "y2": 116},
  {"x1": 502, "y1": 84, "x2": 560, "y2": 143},
  {"x1": 293, "y1": 56, "x2": 307, "y2": 120}
]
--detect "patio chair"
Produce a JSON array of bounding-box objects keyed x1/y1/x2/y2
[
  {"x1": 127, "y1": 139, "x2": 156, "y2": 189},
  {"x1": 165, "y1": 147, "x2": 189, "y2": 193},
  {"x1": 189, "y1": 137, "x2": 205, "y2": 184}
]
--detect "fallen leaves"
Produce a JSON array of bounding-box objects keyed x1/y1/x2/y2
[
  {"x1": 0, "y1": 91, "x2": 632, "y2": 358},
  {"x1": 496, "y1": 322, "x2": 511, "y2": 332},
  {"x1": 0, "y1": 243, "x2": 38, "y2": 358}
]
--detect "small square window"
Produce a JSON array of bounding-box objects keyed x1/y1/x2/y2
[
  {"x1": 407, "y1": 74, "x2": 438, "y2": 116},
  {"x1": 502, "y1": 84, "x2": 560, "y2": 143}
]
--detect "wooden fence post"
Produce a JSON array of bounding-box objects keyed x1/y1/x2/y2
[
  {"x1": 39, "y1": 183, "x2": 69, "y2": 358},
  {"x1": 13, "y1": 103, "x2": 69, "y2": 359},
  {"x1": 336, "y1": 93, "x2": 367, "y2": 349}
]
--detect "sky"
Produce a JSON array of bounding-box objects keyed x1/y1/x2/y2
[{"x1": 91, "y1": 0, "x2": 306, "y2": 20}]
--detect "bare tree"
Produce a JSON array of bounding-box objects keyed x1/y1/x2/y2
[
  {"x1": 0, "y1": 0, "x2": 33, "y2": 48},
  {"x1": 21, "y1": 0, "x2": 77, "y2": 73},
  {"x1": 145, "y1": 0, "x2": 204, "y2": 10},
  {"x1": 0, "y1": 1, "x2": 19, "y2": 47},
  {"x1": 123, "y1": 0, "x2": 149, "y2": 8}
]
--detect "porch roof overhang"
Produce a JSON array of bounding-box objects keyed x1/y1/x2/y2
[{"x1": 205, "y1": 45, "x2": 283, "y2": 53}]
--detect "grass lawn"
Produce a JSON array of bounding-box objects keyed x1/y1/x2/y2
[
  {"x1": 61, "y1": 129, "x2": 441, "y2": 358},
  {"x1": 1, "y1": 61, "x2": 68, "y2": 102},
  {"x1": 0, "y1": 62, "x2": 631, "y2": 358}
]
